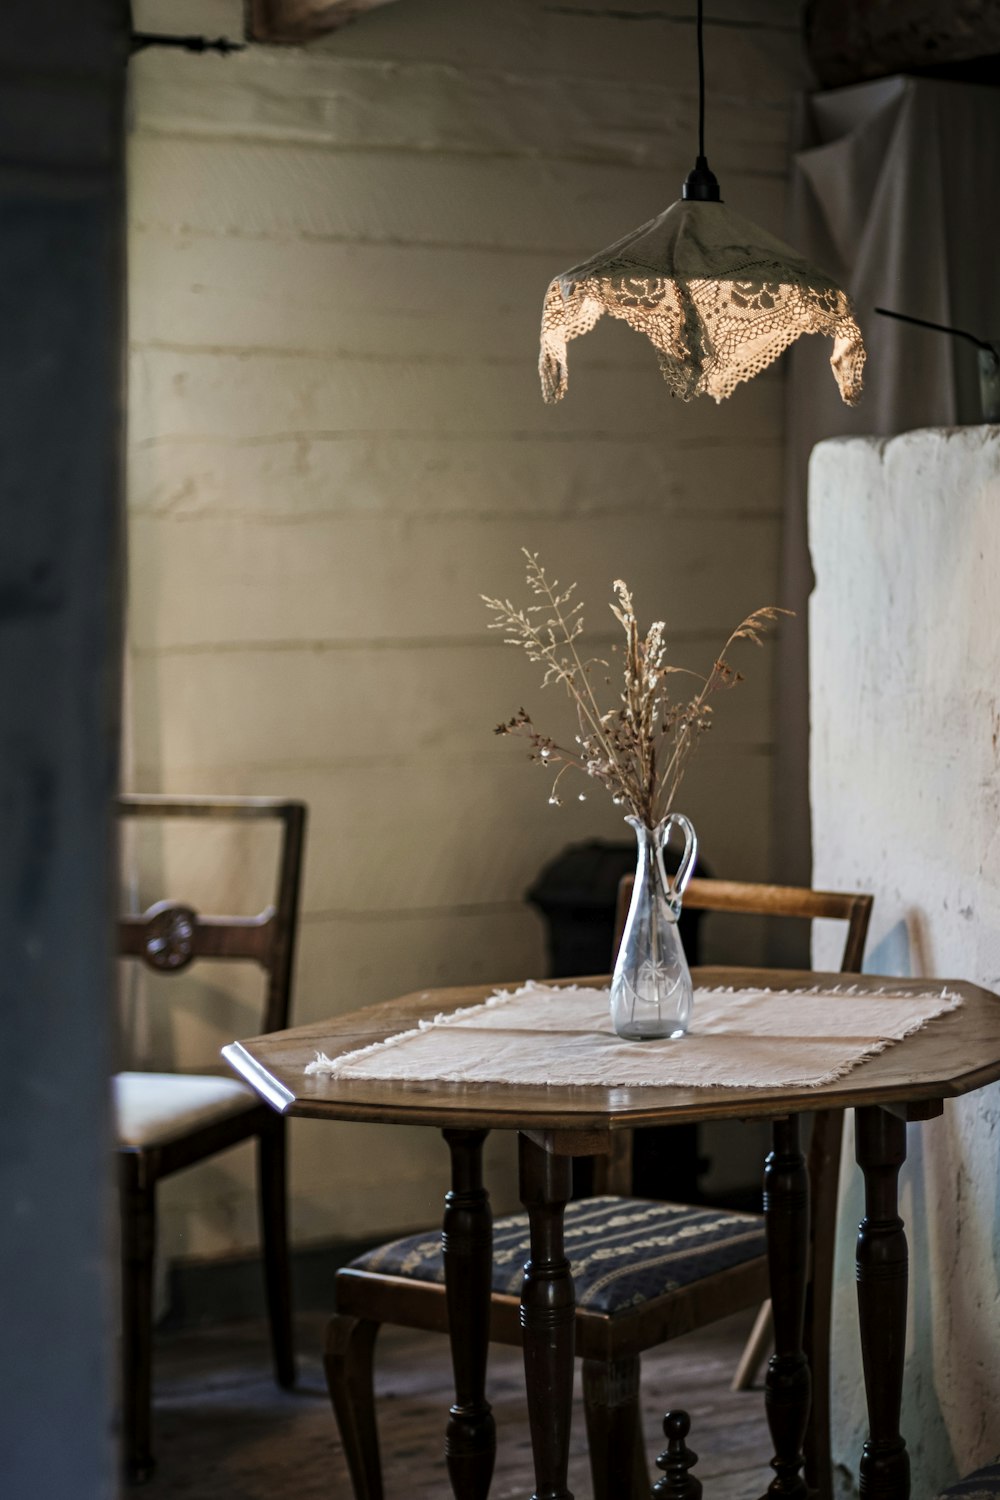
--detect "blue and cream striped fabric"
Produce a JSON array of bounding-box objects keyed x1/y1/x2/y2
[
  {"x1": 349, "y1": 1195, "x2": 766, "y2": 1316},
  {"x1": 938, "y1": 1464, "x2": 1000, "y2": 1500}
]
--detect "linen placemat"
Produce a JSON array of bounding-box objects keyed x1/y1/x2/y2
[{"x1": 305, "y1": 981, "x2": 962, "y2": 1090}]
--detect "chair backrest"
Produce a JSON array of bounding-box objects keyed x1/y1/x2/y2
[
  {"x1": 117, "y1": 795, "x2": 307, "y2": 1035},
  {"x1": 613, "y1": 875, "x2": 872, "y2": 976}
]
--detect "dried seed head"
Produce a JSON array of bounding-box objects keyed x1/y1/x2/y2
[{"x1": 486, "y1": 553, "x2": 789, "y2": 823}]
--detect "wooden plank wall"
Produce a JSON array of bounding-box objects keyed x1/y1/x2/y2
[{"x1": 125, "y1": 0, "x2": 806, "y2": 1262}]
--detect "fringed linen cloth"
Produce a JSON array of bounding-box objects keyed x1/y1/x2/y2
[{"x1": 306, "y1": 981, "x2": 961, "y2": 1090}]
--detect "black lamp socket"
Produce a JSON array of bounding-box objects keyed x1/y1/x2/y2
[{"x1": 682, "y1": 156, "x2": 722, "y2": 202}]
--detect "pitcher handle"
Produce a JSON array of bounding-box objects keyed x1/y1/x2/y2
[{"x1": 655, "y1": 813, "x2": 698, "y2": 917}]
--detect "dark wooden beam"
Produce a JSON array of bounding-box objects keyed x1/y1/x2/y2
[
  {"x1": 249, "y1": 0, "x2": 399, "y2": 44},
  {"x1": 807, "y1": 0, "x2": 1000, "y2": 89},
  {"x1": 0, "y1": 1, "x2": 129, "y2": 1492}
]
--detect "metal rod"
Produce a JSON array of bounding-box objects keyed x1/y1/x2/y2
[
  {"x1": 875, "y1": 306, "x2": 997, "y2": 356},
  {"x1": 130, "y1": 33, "x2": 245, "y2": 55}
]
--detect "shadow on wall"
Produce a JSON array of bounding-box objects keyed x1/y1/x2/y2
[
  {"x1": 863, "y1": 920, "x2": 912, "y2": 978},
  {"x1": 903, "y1": 1125, "x2": 958, "y2": 1497}
]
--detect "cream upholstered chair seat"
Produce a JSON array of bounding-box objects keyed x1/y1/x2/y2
[
  {"x1": 117, "y1": 795, "x2": 307, "y2": 1483},
  {"x1": 114, "y1": 1073, "x2": 258, "y2": 1150}
]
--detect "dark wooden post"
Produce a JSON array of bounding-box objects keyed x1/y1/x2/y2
[
  {"x1": 518, "y1": 1132, "x2": 576, "y2": 1500},
  {"x1": 763, "y1": 1114, "x2": 812, "y2": 1500},
  {"x1": 442, "y1": 1129, "x2": 496, "y2": 1500},
  {"x1": 855, "y1": 1107, "x2": 910, "y2": 1500},
  {"x1": 0, "y1": 2, "x2": 128, "y2": 1494}
]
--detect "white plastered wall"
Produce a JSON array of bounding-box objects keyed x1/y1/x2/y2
[
  {"x1": 810, "y1": 427, "x2": 1000, "y2": 1499},
  {"x1": 125, "y1": 0, "x2": 805, "y2": 1263}
]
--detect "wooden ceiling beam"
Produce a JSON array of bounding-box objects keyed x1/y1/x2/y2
[
  {"x1": 807, "y1": 0, "x2": 1000, "y2": 89},
  {"x1": 249, "y1": 0, "x2": 399, "y2": 45}
]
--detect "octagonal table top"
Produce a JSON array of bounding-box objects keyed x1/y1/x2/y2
[{"x1": 222, "y1": 967, "x2": 1000, "y2": 1143}]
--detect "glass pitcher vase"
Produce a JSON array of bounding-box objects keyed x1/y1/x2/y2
[{"x1": 610, "y1": 813, "x2": 698, "y2": 1041}]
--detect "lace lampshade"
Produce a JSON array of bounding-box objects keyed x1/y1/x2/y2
[{"x1": 539, "y1": 197, "x2": 865, "y2": 406}]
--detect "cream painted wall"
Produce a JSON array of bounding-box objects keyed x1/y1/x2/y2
[
  {"x1": 810, "y1": 428, "x2": 1000, "y2": 1500},
  {"x1": 125, "y1": 0, "x2": 806, "y2": 1264}
]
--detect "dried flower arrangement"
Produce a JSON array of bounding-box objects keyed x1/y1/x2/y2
[{"x1": 483, "y1": 550, "x2": 788, "y2": 830}]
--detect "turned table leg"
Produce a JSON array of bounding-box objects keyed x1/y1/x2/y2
[
  {"x1": 518, "y1": 1132, "x2": 575, "y2": 1500},
  {"x1": 763, "y1": 1115, "x2": 811, "y2": 1500},
  {"x1": 442, "y1": 1128, "x2": 496, "y2": 1500},
  {"x1": 855, "y1": 1107, "x2": 910, "y2": 1500}
]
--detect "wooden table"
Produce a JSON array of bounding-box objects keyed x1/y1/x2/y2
[{"x1": 224, "y1": 966, "x2": 1000, "y2": 1500}]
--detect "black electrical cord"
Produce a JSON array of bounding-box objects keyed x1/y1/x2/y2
[
  {"x1": 697, "y1": 0, "x2": 706, "y2": 161},
  {"x1": 683, "y1": 0, "x2": 721, "y2": 201}
]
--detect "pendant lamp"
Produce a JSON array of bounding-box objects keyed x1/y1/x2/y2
[{"x1": 539, "y1": 2, "x2": 865, "y2": 406}]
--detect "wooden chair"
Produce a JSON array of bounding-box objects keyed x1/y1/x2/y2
[
  {"x1": 115, "y1": 795, "x2": 307, "y2": 1482},
  {"x1": 323, "y1": 875, "x2": 872, "y2": 1500}
]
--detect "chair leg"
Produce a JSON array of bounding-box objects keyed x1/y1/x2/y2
[
  {"x1": 324, "y1": 1314, "x2": 383, "y2": 1500},
  {"x1": 803, "y1": 1110, "x2": 843, "y2": 1500},
  {"x1": 583, "y1": 1355, "x2": 648, "y2": 1500},
  {"x1": 120, "y1": 1158, "x2": 157, "y2": 1484},
  {"x1": 803, "y1": 1282, "x2": 833, "y2": 1500},
  {"x1": 258, "y1": 1118, "x2": 295, "y2": 1389},
  {"x1": 731, "y1": 1298, "x2": 773, "y2": 1391}
]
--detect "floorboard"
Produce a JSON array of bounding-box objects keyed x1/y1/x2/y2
[{"x1": 140, "y1": 1308, "x2": 772, "y2": 1498}]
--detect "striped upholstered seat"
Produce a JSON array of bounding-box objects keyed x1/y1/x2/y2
[
  {"x1": 938, "y1": 1463, "x2": 1000, "y2": 1500},
  {"x1": 350, "y1": 1194, "x2": 766, "y2": 1316}
]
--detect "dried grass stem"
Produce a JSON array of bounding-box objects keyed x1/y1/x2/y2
[{"x1": 484, "y1": 550, "x2": 789, "y2": 826}]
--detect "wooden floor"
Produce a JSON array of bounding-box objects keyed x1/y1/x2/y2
[{"x1": 141, "y1": 1308, "x2": 772, "y2": 1499}]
